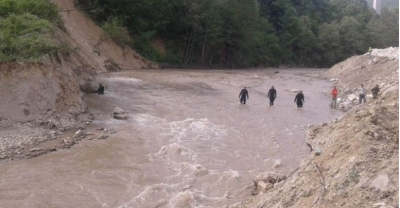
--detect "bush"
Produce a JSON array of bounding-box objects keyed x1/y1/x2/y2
[
  {"x1": 102, "y1": 17, "x2": 132, "y2": 45},
  {"x1": 0, "y1": 0, "x2": 58, "y2": 21},
  {"x1": 0, "y1": 14, "x2": 57, "y2": 62},
  {"x1": 133, "y1": 31, "x2": 164, "y2": 62},
  {"x1": 0, "y1": 0, "x2": 59, "y2": 62}
]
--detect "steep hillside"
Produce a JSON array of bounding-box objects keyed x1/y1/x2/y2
[
  {"x1": 53, "y1": 0, "x2": 157, "y2": 71},
  {"x1": 233, "y1": 48, "x2": 399, "y2": 208},
  {"x1": 0, "y1": 0, "x2": 156, "y2": 160}
]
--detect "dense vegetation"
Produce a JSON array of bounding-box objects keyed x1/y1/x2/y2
[
  {"x1": 77, "y1": 0, "x2": 398, "y2": 68},
  {"x1": 0, "y1": 0, "x2": 60, "y2": 62}
]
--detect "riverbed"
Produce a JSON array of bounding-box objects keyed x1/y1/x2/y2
[{"x1": 0, "y1": 69, "x2": 342, "y2": 208}]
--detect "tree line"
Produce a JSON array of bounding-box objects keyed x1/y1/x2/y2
[
  {"x1": 77, "y1": 0, "x2": 398, "y2": 68},
  {"x1": 1, "y1": 0, "x2": 397, "y2": 67}
]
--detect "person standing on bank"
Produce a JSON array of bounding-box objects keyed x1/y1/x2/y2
[
  {"x1": 239, "y1": 87, "x2": 249, "y2": 104},
  {"x1": 331, "y1": 86, "x2": 338, "y2": 108},
  {"x1": 267, "y1": 86, "x2": 277, "y2": 106},
  {"x1": 371, "y1": 84, "x2": 380, "y2": 99},
  {"x1": 294, "y1": 91, "x2": 305, "y2": 108},
  {"x1": 359, "y1": 84, "x2": 367, "y2": 104}
]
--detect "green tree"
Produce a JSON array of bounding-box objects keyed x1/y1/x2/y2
[
  {"x1": 338, "y1": 16, "x2": 365, "y2": 59},
  {"x1": 316, "y1": 22, "x2": 341, "y2": 66},
  {"x1": 295, "y1": 16, "x2": 317, "y2": 66},
  {"x1": 76, "y1": 0, "x2": 397, "y2": 68},
  {"x1": 101, "y1": 17, "x2": 132, "y2": 45},
  {"x1": 378, "y1": 8, "x2": 399, "y2": 47}
]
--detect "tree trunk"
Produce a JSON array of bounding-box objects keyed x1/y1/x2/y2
[
  {"x1": 181, "y1": 26, "x2": 190, "y2": 66},
  {"x1": 184, "y1": 27, "x2": 194, "y2": 66}
]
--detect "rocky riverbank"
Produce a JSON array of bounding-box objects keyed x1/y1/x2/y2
[{"x1": 232, "y1": 47, "x2": 399, "y2": 208}]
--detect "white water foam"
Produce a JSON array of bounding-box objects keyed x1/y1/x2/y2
[
  {"x1": 124, "y1": 115, "x2": 239, "y2": 207},
  {"x1": 166, "y1": 118, "x2": 228, "y2": 144},
  {"x1": 104, "y1": 77, "x2": 143, "y2": 83}
]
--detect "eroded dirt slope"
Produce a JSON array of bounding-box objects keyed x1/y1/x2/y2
[
  {"x1": 53, "y1": 0, "x2": 157, "y2": 71},
  {"x1": 233, "y1": 48, "x2": 399, "y2": 208},
  {"x1": 0, "y1": 0, "x2": 157, "y2": 160}
]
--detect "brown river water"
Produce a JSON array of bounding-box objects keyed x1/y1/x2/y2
[{"x1": 0, "y1": 69, "x2": 342, "y2": 208}]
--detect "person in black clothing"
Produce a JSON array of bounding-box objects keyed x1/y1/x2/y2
[
  {"x1": 239, "y1": 87, "x2": 249, "y2": 104},
  {"x1": 371, "y1": 84, "x2": 380, "y2": 99},
  {"x1": 96, "y1": 84, "x2": 104, "y2": 94},
  {"x1": 267, "y1": 86, "x2": 277, "y2": 106},
  {"x1": 294, "y1": 91, "x2": 304, "y2": 108}
]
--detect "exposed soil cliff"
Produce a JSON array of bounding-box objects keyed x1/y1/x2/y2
[
  {"x1": 233, "y1": 48, "x2": 399, "y2": 208},
  {"x1": 54, "y1": 0, "x2": 157, "y2": 71},
  {"x1": 0, "y1": 0, "x2": 156, "y2": 160}
]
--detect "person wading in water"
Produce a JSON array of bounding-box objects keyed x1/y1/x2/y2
[
  {"x1": 239, "y1": 87, "x2": 249, "y2": 104},
  {"x1": 96, "y1": 84, "x2": 105, "y2": 94},
  {"x1": 294, "y1": 91, "x2": 305, "y2": 108},
  {"x1": 267, "y1": 86, "x2": 277, "y2": 106}
]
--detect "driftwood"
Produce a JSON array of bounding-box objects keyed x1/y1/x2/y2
[
  {"x1": 311, "y1": 161, "x2": 327, "y2": 207},
  {"x1": 280, "y1": 166, "x2": 301, "y2": 187},
  {"x1": 306, "y1": 141, "x2": 313, "y2": 153},
  {"x1": 311, "y1": 161, "x2": 326, "y2": 190}
]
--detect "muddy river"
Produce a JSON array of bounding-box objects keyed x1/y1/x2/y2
[{"x1": 0, "y1": 69, "x2": 342, "y2": 208}]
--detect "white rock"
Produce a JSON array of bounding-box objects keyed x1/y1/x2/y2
[
  {"x1": 289, "y1": 89, "x2": 301, "y2": 93},
  {"x1": 272, "y1": 159, "x2": 281, "y2": 168},
  {"x1": 257, "y1": 181, "x2": 274, "y2": 193},
  {"x1": 113, "y1": 107, "x2": 128, "y2": 120},
  {"x1": 370, "y1": 173, "x2": 389, "y2": 191},
  {"x1": 113, "y1": 107, "x2": 125, "y2": 114},
  {"x1": 348, "y1": 94, "x2": 357, "y2": 101},
  {"x1": 75, "y1": 130, "x2": 82, "y2": 135}
]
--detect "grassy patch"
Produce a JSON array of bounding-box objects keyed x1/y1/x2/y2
[
  {"x1": 349, "y1": 171, "x2": 360, "y2": 184},
  {"x1": 0, "y1": 0, "x2": 59, "y2": 62}
]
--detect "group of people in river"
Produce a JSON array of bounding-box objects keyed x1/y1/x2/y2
[
  {"x1": 239, "y1": 83, "x2": 380, "y2": 109},
  {"x1": 239, "y1": 86, "x2": 304, "y2": 108},
  {"x1": 96, "y1": 81, "x2": 380, "y2": 109}
]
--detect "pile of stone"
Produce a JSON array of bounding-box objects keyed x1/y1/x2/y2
[
  {"x1": 251, "y1": 172, "x2": 287, "y2": 195},
  {"x1": 366, "y1": 47, "x2": 399, "y2": 60}
]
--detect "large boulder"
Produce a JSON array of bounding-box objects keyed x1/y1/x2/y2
[
  {"x1": 252, "y1": 172, "x2": 287, "y2": 195},
  {"x1": 113, "y1": 107, "x2": 128, "y2": 120}
]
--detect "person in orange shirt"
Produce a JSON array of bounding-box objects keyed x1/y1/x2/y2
[{"x1": 331, "y1": 86, "x2": 338, "y2": 108}]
